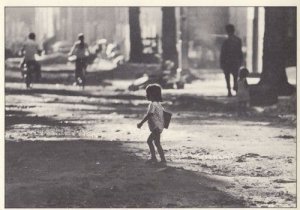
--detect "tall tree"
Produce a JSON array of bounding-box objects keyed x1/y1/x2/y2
[
  {"x1": 128, "y1": 7, "x2": 143, "y2": 62},
  {"x1": 162, "y1": 7, "x2": 178, "y2": 68},
  {"x1": 259, "y1": 7, "x2": 295, "y2": 95}
]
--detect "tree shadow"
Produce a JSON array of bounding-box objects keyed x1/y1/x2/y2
[
  {"x1": 5, "y1": 109, "x2": 79, "y2": 129},
  {"x1": 5, "y1": 140, "x2": 246, "y2": 208},
  {"x1": 5, "y1": 86, "x2": 144, "y2": 100}
]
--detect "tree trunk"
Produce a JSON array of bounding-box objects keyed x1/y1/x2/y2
[
  {"x1": 162, "y1": 7, "x2": 178, "y2": 68},
  {"x1": 259, "y1": 7, "x2": 295, "y2": 95},
  {"x1": 128, "y1": 7, "x2": 143, "y2": 62}
]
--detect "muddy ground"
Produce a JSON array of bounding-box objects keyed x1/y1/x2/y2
[{"x1": 5, "y1": 66, "x2": 296, "y2": 208}]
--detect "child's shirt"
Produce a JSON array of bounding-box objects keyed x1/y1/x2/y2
[
  {"x1": 237, "y1": 78, "x2": 250, "y2": 102},
  {"x1": 147, "y1": 101, "x2": 164, "y2": 132}
]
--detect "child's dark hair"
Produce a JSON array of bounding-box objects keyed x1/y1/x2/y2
[
  {"x1": 146, "y1": 84, "x2": 163, "y2": 102},
  {"x1": 239, "y1": 67, "x2": 249, "y2": 79}
]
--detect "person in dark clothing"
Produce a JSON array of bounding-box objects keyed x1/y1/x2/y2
[
  {"x1": 69, "y1": 33, "x2": 90, "y2": 86},
  {"x1": 220, "y1": 24, "x2": 243, "y2": 97},
  {"x1": 20, "y1": 32, "x2": 42, "y2": 83}
]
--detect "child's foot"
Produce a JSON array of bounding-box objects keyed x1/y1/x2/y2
[{"x1": 145, "y1": 158, "x2": 158, "y2": 164}]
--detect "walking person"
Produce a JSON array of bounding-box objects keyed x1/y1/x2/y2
[
  {"x1": 69, "y1": 33, "x2": 90, "y2": 87},
  {"x1": 137, "y1": 84, "x2": 167, "y2": 165},
  {"x1": 237, "y1": 67, "x2": 250, "y2": 116},
  {"x1": 220, "y1": 24, "x2": 243, "y2": 97},
  {"x1": 20, "y1": 32, "x2": 42, "y2": 87}
]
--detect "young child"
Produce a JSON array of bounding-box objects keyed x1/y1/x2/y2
[
  {"x1": 237, "y1": 67, "x2": 250, "y2": 115},
  {"x1": 137, "y1": 84, "x2": 166, "y2": 164}
]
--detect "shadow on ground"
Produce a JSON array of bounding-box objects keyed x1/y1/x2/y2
[
  {"x1": 5, "y1": 85, "x2": 296, "y2": 127},
  {"x1": 5, "y1": 140, "x2": 245, "y2": 208}
]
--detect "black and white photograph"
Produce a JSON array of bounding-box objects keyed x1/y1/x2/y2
[{"x1": 4, "y1": 3, "x2": 297, "y2": 208}]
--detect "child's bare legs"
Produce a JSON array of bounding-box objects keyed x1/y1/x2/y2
[
  {"x1": 153, "y1": 132, "x2": 166, "y2": 163},
  {"x1": 147, "y1": 132, "x2": 157, "y2": 161},
  {"x1": 147, "y1": 129, "x2": 166, "y2": 163}
]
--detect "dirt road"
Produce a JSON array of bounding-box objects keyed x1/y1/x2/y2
[{"x1": 5, "y1": 80, "x2": 296, "y2": 208}]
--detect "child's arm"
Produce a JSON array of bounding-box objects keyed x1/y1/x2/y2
[{"x1": 137, "y1": 113, "x2": 153, "y2": 128}]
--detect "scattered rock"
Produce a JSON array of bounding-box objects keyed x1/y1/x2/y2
[
  {"x1": 273, "y1": 179, "x2": 296, "y2": 184},
  {"x1": 236, "y1": 157, "x2": 246, "y2": 162},
  {"x1": 275, "y1": 135, "x2": 294, "y2": 139},
  {"x1": 244, "y1": 153, "x2": 260, "y2": 158},
  {"x1": 114, "y1": 89, "x2": 125, "y2": 92},
  {"x1": 260, "y1": 156, "x2": 273, "y2": 160}
]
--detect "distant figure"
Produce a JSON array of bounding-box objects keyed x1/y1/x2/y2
[
  {"x1": 220, "y1": 24, "x2": 243, "y2": 97},
  {"x1": 20, "y1": 32, "x2": 42, "y2": 81},
  {"x1": 237, "y1": 67, "x2": 250, "y2": 115},
  {"x1": 137, "y1": 84, "x2": 167, "y2": 165},
  {"x1": 95, "y1": 39, "x2": 107, "y2": 58},
  {"x1": 69, "y1": 33, "x2": 90, "y2": 86}
]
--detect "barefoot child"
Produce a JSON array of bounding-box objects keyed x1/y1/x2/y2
[
  {"x1": 137, "y1": 84, "x2": 166, "y2": 164},
  {"x1": 237, "y1": 67, "x2": 250, "y2": 115}
]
